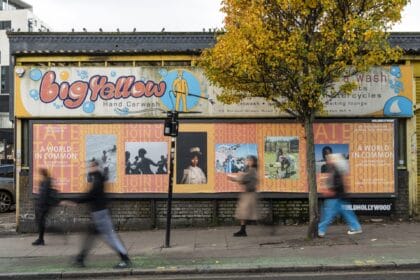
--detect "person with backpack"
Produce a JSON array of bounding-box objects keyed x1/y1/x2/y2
[
  {"x1": 32, "y1": 168, "x2": 59, "y2": 246},
  {"x1": 318, "y1": 153, "x2": 362, "y2": 237}
]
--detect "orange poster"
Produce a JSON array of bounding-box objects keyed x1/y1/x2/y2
[{"x1": 32, "y1": 120, "x2": 395, "y2": 194}]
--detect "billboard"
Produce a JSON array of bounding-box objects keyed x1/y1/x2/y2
[
  {"x1": 16, "y1": 66, "x2": 413, "y2": 118},
  {"x1": 32, "y1": 120, "x2": 395, "y2": 195}
]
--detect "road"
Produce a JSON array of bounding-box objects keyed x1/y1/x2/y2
[{"x1": 104, "y1": 270, "x2": 420, "y2": 280}]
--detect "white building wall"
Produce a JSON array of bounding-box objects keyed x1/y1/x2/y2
[{"x1": 0, "y1": 6, "x2": 49, "y2": 129}]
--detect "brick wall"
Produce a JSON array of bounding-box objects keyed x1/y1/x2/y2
[
  {"x1": 394, "y1": 170, "x2": 409, "y2": 220},
  {"x1": 17, "y1": 169, "x2": 410, "y2": 233}
]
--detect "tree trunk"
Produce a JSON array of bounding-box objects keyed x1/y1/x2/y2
[{"x1": 304, "y1": 114, "x2": 318, "y2": 239}]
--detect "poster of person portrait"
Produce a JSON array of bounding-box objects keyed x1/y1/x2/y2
[
  {"x1": 215, "y1": 144, "x2": 258, "y2": 173},
  {"x1": 176, "y1": 132, "x2": 207, "y2": 184},
  {"x1": 86, "y1": 135, "x2": 117, "y2": 182},
  {"x1": 125, "y1": 142, "x2": 168, "y2": 175},
  {"x1": 315, "y1": 144, "x2": 350, "y2": 173},
  {"x1": 264, "y1": 136, "x2": 299, "y2": 179}
]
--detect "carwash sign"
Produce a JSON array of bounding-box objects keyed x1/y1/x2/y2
[{"x1": 14, "y1": 66, "x2": 413, "y2": 118}]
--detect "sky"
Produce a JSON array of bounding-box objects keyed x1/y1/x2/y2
[{"x1": 23, "y1": 0, "x2": 420, "y2": 32}]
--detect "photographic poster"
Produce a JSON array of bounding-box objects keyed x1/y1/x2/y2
[
  {"x1": 264, "y1": 136, "x2": 299, "y2": 179},
  {"x1": 315, "y1": 144, "x2": 350, "y2": 174},
  {"x1": 176, "y1": 132, "x2": 207, "y2": 185},
  {"x1": 86, "y1": 134, "x2": 117, "y2": 182},
  {"x1": 215, "y1": 144, "x2": 258, "y2": 173},
  {"x1": 125, "y1": 142, "x2": 168, "y2": 175}
]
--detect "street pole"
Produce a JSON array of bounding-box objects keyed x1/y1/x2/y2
[
  {"x1": 165, "y1": 135, "x2": 176, "y2": 248},
  {"x1": 164, "y1": 110, "x2": 178, "y2": 248}
]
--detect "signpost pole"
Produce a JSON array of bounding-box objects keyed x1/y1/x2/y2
[
  {"x1": 164, "y1": 111, "x2": 178, "y2": 248},
  {"x1": 165, "y1": 135, "x2": 176, "y2": 248}
]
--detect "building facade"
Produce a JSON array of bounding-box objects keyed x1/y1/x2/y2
[
  {"x1": 0, "y1": 0, "x2": 48, "y2": 163},
  {"x1": 7, "y1": 32, "x2": 419, "y2": 232}
]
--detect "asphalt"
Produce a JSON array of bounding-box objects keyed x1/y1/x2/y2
[{"x1": 1, "y1": 217, "x2": 420, "y2": 279}]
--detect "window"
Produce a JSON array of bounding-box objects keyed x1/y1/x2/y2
[
  {"x1": 0, "y1": 66, "x2": 9, "y2": 94},
  {"x1": 0, "y1": 21, "x2": 11, "y2": 30},
  {"x1": 28, "y1": 19, "x2": 33, "y2": 32},
  {"x1": 0, "y1": 165, "x2": 13, "y2": 178}
]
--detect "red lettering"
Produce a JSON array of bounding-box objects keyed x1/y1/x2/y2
[
  {"x1": 41, "y1": 73, "x2": 169, "y2": 109},
  {"x1": 39, "y1": 71, "x2": 59, "y2": 103},
  {"x1": 145, "y1": 81, "x2": 155, "y2": 97},
  {"x1": 115, "y1": 76, "x2": 135, "y2": 98},
  {"x1": 63, "y1": 81, "x2": 88, "y2": 109},
  {"x1": 89, "y1": 75, "x2": 107, "y2": 101},
  {"x1": 59, "y1": 82, "x2": 70, "y2": 100},
  {"x1": 155, "y1": 81, "x2": 166, "y2": 97},
  {"x1": 144, "y1": 81, "x2": 166, "y2": 97},
  {"x1": 131, "y1": 81, "x2": 146, "y2": 97},
  {"x1": 99, "y1": 83, "x2": 116, "y2": 100}
]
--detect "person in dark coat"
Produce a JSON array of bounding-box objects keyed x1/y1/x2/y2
[
  {"x1": 32, "y1": 168, "x2": 56, "y2": 246},
  {"x1": 74, "y1": 160, "x2": 131, "y2": 269}
]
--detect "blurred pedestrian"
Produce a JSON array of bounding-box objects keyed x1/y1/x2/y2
[
  {"x1": 74, "y1": 160, "x2": 131, "y2": 269},
  {"x1": 32, "y1": 168, "x2": 59, "y2": 246},
  {"x1": 228, "y1": 155, "x2": 259, "y2": 237},
  {"x1": 318, "y1": 153, "x2": 362, "y2": 237}
]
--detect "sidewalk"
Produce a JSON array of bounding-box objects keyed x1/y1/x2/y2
[{"x1": 1, "y1": 222, "x2": 420, "y2": 278}]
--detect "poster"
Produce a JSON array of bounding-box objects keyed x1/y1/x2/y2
[
  {"x1": 32, "y1": 120, "x2": 395, "y2": 194},
  {"x1": 125, "y1": 142, "x2": 168, "y2": 175},
  {"x1": 315, "y1": 144, "x2": 349, "y2": 174},
  {"x1": 264, "y1": 137, "x2": 299, "y2": 179},
  {"x1": 215, "y1": 144, "x2": 258, "y2": 173},
  {"x1": 176, "y1": 132, "x2": 207, "y2": 185},
  {"x1": 86, "y1": 134, "x2": 117, "y2": 182}
]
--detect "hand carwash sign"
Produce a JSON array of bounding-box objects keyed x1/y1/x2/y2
[{"x1": 14, "y1": 67, "x2": 211, "y2": 118}]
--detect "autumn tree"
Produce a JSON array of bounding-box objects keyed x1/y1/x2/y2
[{"x1": 200, "y1": 0, "x2": 408, "y2": 239}]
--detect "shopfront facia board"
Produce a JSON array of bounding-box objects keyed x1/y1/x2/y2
[{"x1": 15, "y1": 66, "x2": 413, "y2": 118}]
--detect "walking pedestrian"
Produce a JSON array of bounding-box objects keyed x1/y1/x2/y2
[
  {"x1": 74, "y1": 160, "x2": 131, "y2": 269},
  {"x1": 228, "y1": 155, "x2": 259, "y2": 237},
  {"x1": 32, "y1": 168, "x2": 59, "y2": 246},
  {"x1": 318, "y1": 153, "x2": 362, "y2": 237}
]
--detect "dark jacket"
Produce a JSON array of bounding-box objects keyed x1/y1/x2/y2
[
  {"x1": 36, "y1": 178, "x2": 53, "y2": 212},
  {"x1": 327, "y1": 165, "x2": 345, "y2": 198},
  {"x1": 78, "y1": 171, "x2": 108, "y2": 212}
]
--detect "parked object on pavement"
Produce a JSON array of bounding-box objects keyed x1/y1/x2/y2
[{"x1": 0, "y1": 164, "x2": 14, "y2": 213}]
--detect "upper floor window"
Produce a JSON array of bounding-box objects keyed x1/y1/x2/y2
[
  {"x1": 0, "y1": 20, "x2": 11, "y2": 30},
  {"x1": 1, "y1": 66, "x2": 9, "y2": 95}
]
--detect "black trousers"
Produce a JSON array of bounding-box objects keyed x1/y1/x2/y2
[{"x1": 35, "y1": 208, "x2": 49, "y2": 241}]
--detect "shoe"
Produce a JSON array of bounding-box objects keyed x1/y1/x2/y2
[
  {"x1": 114, "y1": 260, "x2": 132, "y2": 269},
  {"x1": 233, "y1": 230, "x2": 247, "y2": 237},
  {"x1": 73, "y1": 257, "x2": 86, "y2": 268},
  {"x1": 347, "y1": 229, "x2": 363, "y2": 235},
  {"x1": 318, "y1": 232, "x2": 325, "y2": 238},
  {"x1": 32, "y1": 239, "x2": 45, "y2": 246}
]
